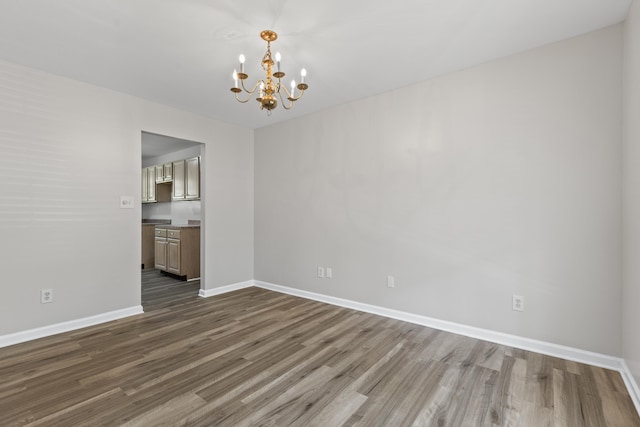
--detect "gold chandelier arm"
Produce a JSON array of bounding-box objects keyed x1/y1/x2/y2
[
  {"x1": 233, "y1": 91, "x2": 254, "y2": 104},
  {"x1": 239, "y1": 78, "x2": 261, "y2": 94},
  {"x1": 290, "y1": 88, "x2": 306, "y2": 102},
  {"x1": 277, "y1": 80, "x2": 289, "y2": 97},
  {"x1": 278, "y1": 81, "x2": 307, "y2": 104},
  {"x1": 231, "y1": 79, "x2": 264, "y2": 103},
  {"x1": 277, "y1": 87, "x2": 294, "y2": 110}
]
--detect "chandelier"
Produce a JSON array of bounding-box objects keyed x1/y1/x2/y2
[{"x1": 230, "y1": 30, "x2": 308, "y2": 114}]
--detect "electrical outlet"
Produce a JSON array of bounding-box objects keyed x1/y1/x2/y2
[
  {"x1": 41, "y1": 289, "x2": 54, "y2": 304},
  {"x1": 317, "y1": 267, "x2": 325, "y2": 278},
  {"x1": 326, "y1": 267, "x2": 333, "y2": 279},
  {"x1": 387, "y1": 275, "x2": 395, "y2": 288},
  {"x1": 513, "y1": 295, "x2": 524, "y2": 311}
]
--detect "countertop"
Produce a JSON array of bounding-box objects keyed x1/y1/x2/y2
[
  {"x1": 153, "y1": 224, "x2": 200, "y2": 229},
  {"x1": 142, "y1": 219, "x2": 171, "y2": 226}
]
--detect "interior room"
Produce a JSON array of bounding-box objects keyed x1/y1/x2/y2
[{"x1": 1, "y1": 0, "x2": 640, "y2": 424}]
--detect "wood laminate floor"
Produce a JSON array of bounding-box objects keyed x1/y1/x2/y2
[{"x1": 1, "y1": 270, "x2": 638, "y2": 426}]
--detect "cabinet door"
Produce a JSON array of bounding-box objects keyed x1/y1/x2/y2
[
  {"x1": 163, "y1": 163, "x2": 173, "y2": 181},
  {"x1": 185, "y1": 157, "x2": 200, "y2": 200},
  {"x1": 147, "y1": 167, "x2": 156, "y2": 202},
  {"x1": 141, "y1": 225, "x2": 156, "y2": 270},
  {"x1": 172, "y1": 160, "x2": 185, "y2": 200},
  {"x1": 155, "y1": 165, "x2": 164, "y2": 183},
  {"x1": 154, "y1": 237, "x2": 168, "y2": 270},
  {"x1": 167, "y1": 238, "x2": 181, "y2": 274},
  {"x1": 141, "y1": 168, "x2": 148, "y2": 202}
]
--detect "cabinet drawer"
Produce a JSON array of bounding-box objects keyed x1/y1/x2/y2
[
  {"x1": 155, "y1": 228, "x2": 167, "y2": 237},
  {"x1": 167, "y1": 229, "x2": 181, "y2": 239}
]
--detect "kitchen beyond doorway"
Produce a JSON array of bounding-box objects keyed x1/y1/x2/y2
[{"x1": 141, "y1": 131, "x2": 204, "y2": 296}]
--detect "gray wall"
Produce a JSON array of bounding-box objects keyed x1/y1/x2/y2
[
  {"x1": 0, "y1": 59, "x2": 254, "y2": 335},
  {"x1": 254, "y1": 26, "x2": 623, "y2": 355},
  {"x1": 624, "y1": 0, "x2": 640, "y2": 384}
]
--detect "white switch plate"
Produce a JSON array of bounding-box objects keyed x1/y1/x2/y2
[
  {"x1": 387, "y1": 275, "x2": 395, "y2": 288},
  {"x1": 120, "y1": 196, "x2": 134, "y2": 209},
  {"x1": 317, "y1": 267, "x2": 325, "y2": 278},
  {"x1": 326, "y1": 267, "x2": 333, "y2": 278}
]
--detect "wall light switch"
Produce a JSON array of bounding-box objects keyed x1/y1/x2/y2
[
  {"x1": 317, "y1": 267, "x2": 325, "y2": 278},
  {"x1": 120, "y1": 196, "x2": 134, "y2": 209},
  {"x1": 387, "y1": 275, "x2": 395, "y2": 288},
  {"x1": 326, "y1": 267, "x2": 333, "y2": 278}
]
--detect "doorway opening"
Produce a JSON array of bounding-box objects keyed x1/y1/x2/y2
[{"x1": 140, "y1": 131, "x2": 204, "y2": 309}]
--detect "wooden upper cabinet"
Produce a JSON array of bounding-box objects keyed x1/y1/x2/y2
[
  {"x1": 142, "y1": 166, "x2": 156, "y2": 203},
  {"x1": 144, "y1": 156, "x2": 198, "y2": 204},
  {"x1": 172, "y1": 157, "x2": 200, "y2": 201},
  {"x1": 154, "y1": 165, "x2": 163, "y2": 183},
  {"x1": 163, "y1": 163, "x2": 173, "y2": 181},
  {"x1": 146, "y1": 166, "x2": 156, "y2": 202},
  {"x1": 185, "y1": 157, "x2": 200, "y2": 200},
  {"x1": 143, "y1": 166, "x2": 172, "y2": 204},
  {"x1": 141, "y1": 167, "x2": 148, "y2": 202},
  {"x1": 172, "y1": 160, "x2": 186, "y2": 200},
  {"x1": 156, "y1": 163, "x2": 173, "y2": 183}
]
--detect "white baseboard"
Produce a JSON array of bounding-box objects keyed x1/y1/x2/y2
[
  {"x1": 198, "y1": 280, "x2": 253, "y2": 298},
  {"x1": 252, "y1": 279, "x2": 640, "y2": 415},
  {"x1": 0, "y1": 305, "x2": 144, "y2": 348},
  {"x1": 253, "y1": 280, "x2": 622, "y2": 369},
  {"x1": 620, "y1": 360, "x2": 640, "y2": 416}
]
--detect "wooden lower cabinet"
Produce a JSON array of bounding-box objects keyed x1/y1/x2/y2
[
  {"x1": 167, "y1": 238, "x2": 181, "y2": 274},
  {"x1": 154, "y1": 226, "x2": 200, "y2": 280},
  {"x1": 142, "y1": 224, "x2": 160, "y2": 269},
  {"x1": 154, "y1": 231, "x2": 168, "y2": 271}
]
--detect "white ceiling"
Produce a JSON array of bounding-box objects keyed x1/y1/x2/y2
[{"x1": 0, "y1": 0, "x2": 632, "y2": 129}]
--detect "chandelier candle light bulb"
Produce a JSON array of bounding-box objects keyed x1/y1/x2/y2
[
  {"x1": 239, "y1": 54, "x2": 245, "y2": 74},
  {"x1": 229, "y1": 30, "x2": 309, "y2": 114}
]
